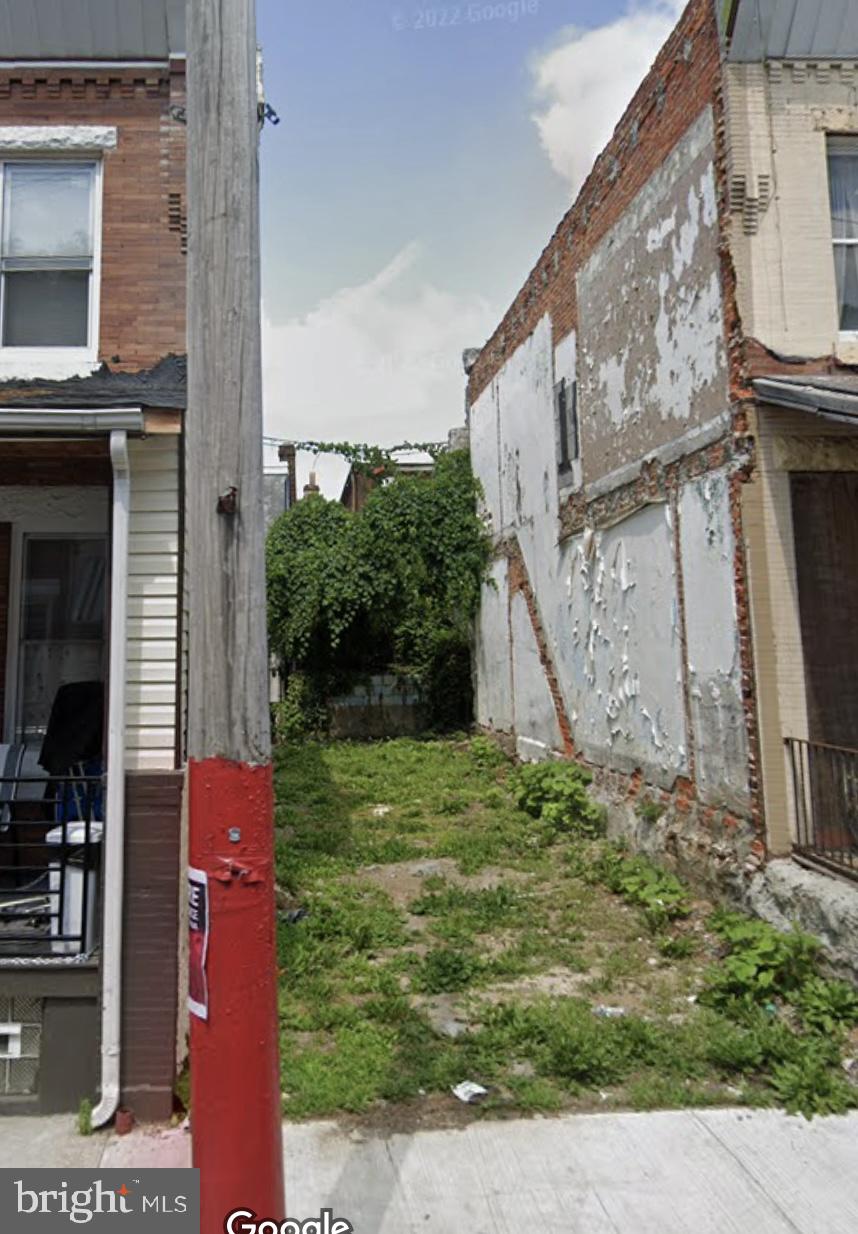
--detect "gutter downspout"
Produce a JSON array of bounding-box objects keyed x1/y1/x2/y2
[{"x1": 92, "y1": 429, "x2": 130, "y2": 1129}]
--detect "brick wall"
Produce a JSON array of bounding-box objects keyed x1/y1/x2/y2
[
  {"x1": 0, "y1": 522, "x2": 9, "y2": 725},
  {"x1": 467, "y1": 0, "x2": 723, "y2": 407},
  {"x1": 121, "y1": 770, "x2": 184, "y2": 1123},
  {"x1": 0, "y1": 65, "x2": 187, "y2": 370}
]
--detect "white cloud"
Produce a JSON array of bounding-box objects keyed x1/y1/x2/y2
[
  {"x1": 532, "y1": 1, "x2": 685, "y2": 195},
  {"x1": 263, "y1": 244, "x2": 496, "y2": 497}
]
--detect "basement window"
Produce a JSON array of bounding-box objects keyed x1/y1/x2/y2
[
  {"x1": 827, "y1": 137, "x2": 858, "y2": 333},
  {"x1": 0, "y1": 161, "x2": 99, "y2": 350},
  {"x1": 555, "y1": 376, "x2": 579, "y2": 473}
]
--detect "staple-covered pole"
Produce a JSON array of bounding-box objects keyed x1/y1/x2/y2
[{"x1": 186, "y1": 0, "x2": 285, "y2": 1226}]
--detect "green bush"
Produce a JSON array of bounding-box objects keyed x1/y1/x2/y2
[
  {"x1": 416, "y1": 946, "x2": 481, "y2": 993},
  {"x1": 591, "y1": 844, "x2": 689, "y2": 931},
  {"x1": 792, "y1": 976, "x2": 858, "y2": 1036},
  {"x1": 701, "y1": 912, "x2": 819, "y2": 1009},
  {"x1": 770, "y1": 1036, "x2": 857, "y2": 1118},
  {"x1": 266, "y1": 449, "x2": 491, "y2": 732},
  {"x1": 272, "y1": 673, "x2": 329, "y2": 741},
  {"x1": 511, "y1": 761, "x2": 605, "y2": 838}
]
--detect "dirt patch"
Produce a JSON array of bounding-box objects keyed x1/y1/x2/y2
[{"x1": 358, "y1": 858, "x2": 534, "y2": 908}]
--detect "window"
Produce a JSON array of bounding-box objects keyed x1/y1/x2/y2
[
  {"x1": 555, "y1": 376, "x2": 579, "y2": 473},
  {"x1": 15, "y1": 537, "x2": 107, "y2": 742},
  {"x1": 827, "y1": 137, "x2": 858, "y2": 333},
  {"x1": 0, "y1": 162, "x2": 97, "y2": 349}
]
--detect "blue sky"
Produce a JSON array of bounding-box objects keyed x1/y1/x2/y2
[{"x1": 256, "y1": 0, "x2": 683, "y2": 493}]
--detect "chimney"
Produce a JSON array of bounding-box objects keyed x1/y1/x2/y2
[
  {"x1": 278, "y1": 442, "x2": 298, "y2": 508},
  {"x1": 303, "y1": 470, "x2": 320, "y2": 498}
]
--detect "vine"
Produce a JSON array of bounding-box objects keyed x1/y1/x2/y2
[
  {"x1": 285, "y1": 439, "x2": 447, "y2": 479},
  {"x1": 266, "y1": 447, "x2": 490, "y2": 733}
]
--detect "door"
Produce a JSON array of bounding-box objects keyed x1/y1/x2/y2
[{"x1": 791, "y1": 472, "x2": 858, "y2": 856}]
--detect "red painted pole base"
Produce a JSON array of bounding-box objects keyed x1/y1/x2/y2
[{"x1": 188, "y1": 758, "x2": 285, "y2": 1231}]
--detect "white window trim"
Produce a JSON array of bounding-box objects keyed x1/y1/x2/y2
[{"x1": 0, "y1": 155, "x2": 104, "y2": 380}]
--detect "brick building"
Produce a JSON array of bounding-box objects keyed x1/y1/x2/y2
[
  {"x1": 468, "y1": 0, "x2": 858, "y2": 969},
  {"x1": 0, "y1": 0, "x2": 187, "y2": 1119}
]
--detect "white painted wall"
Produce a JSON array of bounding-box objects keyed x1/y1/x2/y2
[
  {"x1": 469, "y1": 111, "x2": 748, "y2": 801},
  {"x1": 471, "y1": 323, "x2": 690, "y2": 784},
  {"x1": 680, "y1": 471, "x2": 750, "y2": 811},
  {"x1": 557, "y1": 504, "x2": 687, "y2": 785},
  {"x1": 126, "y1": 436, "x2": 180, "y2": 770},
  {"x1": 510, "y1": 590, "x2": 562, "y2": 761},
  {"x1": 474, "y1": 555, "x2": 513, "y2": 733}
]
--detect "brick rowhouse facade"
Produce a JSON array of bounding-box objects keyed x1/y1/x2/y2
[
  {"x1": 0, "y1": 67, "x2": 186, "y2": 372},
  {"x1": 0, "y1": 51, "x2": 187, "y2": 1118},
  {"x1": 467, "y1": 0, "x2": 858, "y2": 913}
]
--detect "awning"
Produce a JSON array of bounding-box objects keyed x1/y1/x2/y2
[{"x1": 752, "y1": 376, "x2": 858, "y2": 428}]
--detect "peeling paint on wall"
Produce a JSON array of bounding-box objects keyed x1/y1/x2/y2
[
  {"x1": 510, "y1": 590, "x2": 562, "y2": 761},
  {"x1": 680, "y1": 470, "x2": 750, "y2": 809},
  {"x1": 577, "y1": 107, "x2": 727, "y2": 485},
  {"x1": 555, "y1": 503, "x2": 688, "y2": 785},
  {"x1": 474, "y1": 555, "x2": 513, "y2": 733}
]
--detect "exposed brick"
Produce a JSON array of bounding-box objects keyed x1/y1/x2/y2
[
  {"x1": 467, "y1": 0, "x2": 723, "y2": 407},
  {"x1": 0, "y1": 69, "x2": 186, "y2": 371}
]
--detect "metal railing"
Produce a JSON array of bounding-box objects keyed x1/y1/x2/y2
[
  {"x1": 0, "y1": 774, "x2": 104, "y2": 958},
  {"x1": 786, "y1": 738, "x2": 858, "y2": 881}
]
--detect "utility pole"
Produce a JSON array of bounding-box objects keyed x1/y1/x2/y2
[{"x1": 186, "y1": 1, "x2": 285, "y2": 1227}]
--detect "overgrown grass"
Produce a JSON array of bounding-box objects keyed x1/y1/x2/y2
[{"x1": 274, "y1": 736, "x2": 858, "y2": 1122}]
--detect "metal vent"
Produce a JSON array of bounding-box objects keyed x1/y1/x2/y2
[{"x1": 168, "y1": 192, "x2": 188, "y2": 256}]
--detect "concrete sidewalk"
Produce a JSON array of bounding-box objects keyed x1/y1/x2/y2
[{"x1": 2, "y1": 1108, "x2": 857, "y2": 1232}]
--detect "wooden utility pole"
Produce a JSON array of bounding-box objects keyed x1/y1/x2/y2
[{"x1": 186, "y1": 0, "x2": 285, "y2": 1226}]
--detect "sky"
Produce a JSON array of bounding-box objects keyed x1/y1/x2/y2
[{"x1": 257, "y1": 0, "x2": 685, "y2": 495}]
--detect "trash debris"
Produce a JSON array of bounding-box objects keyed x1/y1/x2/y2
[
  {"x1": 686, "y1": 994, "x2": 698, "y2": 1005},
  {"x1": 372, "y1": 804, "x2": 392, "y2": 818},
  {"x1": 451, "y1": 1081, "x2": 488, "y2": 1105},
  {"x1": 283, "y1": 907, "x2": 309, "y2": 925},
  {"x1": 593, "y1": 1005, "x2": 627, "y2": 1019},
  {"x1": 647, "y1": 957, "x2": 659, "y2": 967}
]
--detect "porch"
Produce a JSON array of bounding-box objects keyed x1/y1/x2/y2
[
  {"x1": 0, "y1": 412, "x2": 183, "y2": 1117},
  {"x1": 748, "y1": 376, "x2": 858, "y2": 884}
]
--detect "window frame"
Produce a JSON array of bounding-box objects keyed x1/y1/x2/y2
[
  {"x1": 555, "y1": 375, "x2": 580, "y2": 475},
  {"x1": 3, "y1": 503, "x2": 110, "y2": 747},
  {"x1": 826, "y1": 135, "x2": 858, "y2": 341},
  {"x1": 0, "y1": 156, "x2": 102, "y2": 363}
]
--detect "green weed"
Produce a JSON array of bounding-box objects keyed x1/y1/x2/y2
[{"x1": 511, "y1": 761, "x2": 605, "y2": 838}]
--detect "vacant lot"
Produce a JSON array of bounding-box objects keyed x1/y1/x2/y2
[{"x1": 273, "y1": 736, "x2": 858, "y2": 1126}]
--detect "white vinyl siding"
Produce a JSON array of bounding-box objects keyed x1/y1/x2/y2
[{"x1": 126, "y1": 436, "x2": 180, "y2": 770}]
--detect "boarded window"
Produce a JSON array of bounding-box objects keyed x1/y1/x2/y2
[{"x1": 555, "y1": 377, "x2": 579, "y2": 472}]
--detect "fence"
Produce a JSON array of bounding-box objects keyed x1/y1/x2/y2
[
  {"x1": 0, "y1": 774, "x2": 104, "y2": 957},
  {"x1": 786, "y1": 737, "x2": 858, "y2": 881}
]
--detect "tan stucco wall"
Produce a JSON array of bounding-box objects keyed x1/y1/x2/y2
[{"x1": 725, "y1": 60, "x2": 858, "y2": 363}]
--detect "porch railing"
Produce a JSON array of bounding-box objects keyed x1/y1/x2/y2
[
  {"x1": 786, "y1": 738, "x2": 858, "y2": 881},
  {"x1": 0, "y1": 774, "x2": 104, "y2": 958}
]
